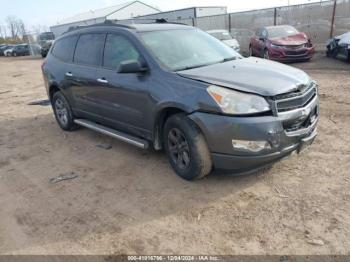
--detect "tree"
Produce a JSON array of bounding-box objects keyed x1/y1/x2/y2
[
  {"x1": 0, "y1": 24, "x2": 7, "y2": 38},
  {"x1": 6, "y1": 16, "x2": 26, "y2": 40},
  {"x1": 32, "y1": 25, "x2": 49, "y2": 35}
]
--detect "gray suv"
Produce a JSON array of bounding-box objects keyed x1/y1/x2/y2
[{"x1": 42, "y1": 21, "x2": 319, "y2": 180}]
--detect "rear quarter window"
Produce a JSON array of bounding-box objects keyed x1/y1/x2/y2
[{"x1": 52, "y1": 35, "x2": 78, "y2": 62}]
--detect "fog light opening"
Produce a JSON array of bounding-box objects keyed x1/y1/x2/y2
[{"x1": 232, "y1": 140, "x2": 271, "y2": 153}]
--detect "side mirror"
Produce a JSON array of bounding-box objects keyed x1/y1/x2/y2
[{"x1": 117, "y1": 60, "x2": 148, "y2": 74}]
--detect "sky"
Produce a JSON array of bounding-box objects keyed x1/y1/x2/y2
[{"x1": 0, "y1": 0, "x2": 325, "y2": 31}]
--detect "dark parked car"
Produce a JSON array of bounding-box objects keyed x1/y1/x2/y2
[
  {"x1": 41, "y1": 40, "x2": 54, "y2": 58},
  {"x1": 326, "y1": 32, "x2": 350, "y2": 62},
  {"x1": 8, "y1": 44, "x2": 30, "y2": 57},
  {"x1": 0, "y1": 45, "x2": 14, "y2": 56},
  {"x1": 42, "y1": 22, "x2": 319, "y2": 180},
  {"x1": 249, "y1": 25, "x2": 315, "y2": 62},
  {"x1": 38, "y1": 32, "x2": 55, "y2": 45}
]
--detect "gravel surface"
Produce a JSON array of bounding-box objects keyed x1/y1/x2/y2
[{"x1": 0, "y1": 54, "x2": 349, "y2": 255}]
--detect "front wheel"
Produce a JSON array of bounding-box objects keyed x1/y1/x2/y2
[
  {"x1": 13, "y1": 52, "x2": 17, "y2": 57},
  {"x1": 163, "y1": 114, "x2": 212, "y2": 181},
  {"x1": 249, "y1": 45, "x2": 254, "y2": 57},
  {"x1": 263, "y1": 49, "x2": 270, "y2": 60}
]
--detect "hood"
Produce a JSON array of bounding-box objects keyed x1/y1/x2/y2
[
  {"x1": 270, "y1": 33, "x2": 308, "y2": 46},
  {"x1": 222, "y1": 39, "x2": 239, "y2": 48},
  {"x1": 337, "y1": 32, "x2": 350, "y2": 45},
  {"x1": 177, "y1": 57, "x2": 310, "y2": 96}
]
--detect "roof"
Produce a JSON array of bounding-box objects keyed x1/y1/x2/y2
[
  {"x1": 62, "y1": 22, "x2": 192, "y2": 36},
  {"x1": 57, "y1": 1, "x2": 159, "y2": 25},
  {"x1": 131, "y1": 23, "x2": 191, "y2": 31}
]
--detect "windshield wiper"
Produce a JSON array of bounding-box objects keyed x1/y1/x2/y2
[
  {"x1": 176, "y1": 57, "x2": 239, "y2": 71},
  {"x1": 220, "y1": 57, "x2": 238, "y2": 63},
  {"x1": 175, "y1": 63, "x2": 213, "y2": 71}
]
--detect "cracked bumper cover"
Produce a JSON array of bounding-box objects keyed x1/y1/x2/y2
[{"x1": 189, "y1": 109, "x2": 318, "y2": 172}]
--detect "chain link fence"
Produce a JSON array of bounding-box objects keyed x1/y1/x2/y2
[{"x1": 169, "y1": 0, "x2": 348, "y2": 54}]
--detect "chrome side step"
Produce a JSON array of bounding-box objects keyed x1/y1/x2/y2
[{"x1": 74, "y1": 119, "x2": 149, "y2": 149}]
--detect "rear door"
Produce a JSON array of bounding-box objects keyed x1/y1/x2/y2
[{"x1": 69, "y1": 33, "x2": 106, "y2": 120}]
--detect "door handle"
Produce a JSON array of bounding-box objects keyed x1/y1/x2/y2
[
  {"x1": 97, "y1": 78, "x2": 108, "y2": 84},
  {"x1": 65, "y1": 72, "x2": 73, "y2": 77}
]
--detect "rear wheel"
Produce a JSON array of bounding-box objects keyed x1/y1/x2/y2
[
  {"x1": 13, "y1": 52, "x2": 17, "y2": 57},
  {"x1": 163, "y1": 114, "x2": 212, "y2": 181},
  {"x1": 52, "y1": 91, "x2": 79, "y2": 131}
]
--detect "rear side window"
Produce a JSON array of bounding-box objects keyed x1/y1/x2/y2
[
  {"x1": 52, "y1": 35, "x2": 78, "y2": 62},
  {"x1": 103, "y1": 34, "x2": 140, "y2": 69},
  {"x1": 74, "y1": 34, "x2": 105, "y2": 67}
]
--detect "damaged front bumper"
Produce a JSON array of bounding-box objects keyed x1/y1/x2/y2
[{"x1": 189, "y1": 93, "x2": 319, "y2": 173}]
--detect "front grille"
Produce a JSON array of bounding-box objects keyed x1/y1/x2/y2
[
  {"x1": 283, "y1": 107, "x2": 318, "y2": 132},
  {"x1": 284, "y1": 50, "x2": 307, "y2": 56},
  {"x1": 285, "y1": 44, "x2": 306, "y2": 49},
  {"x1": 275, "y1": 82, "x2": 317, "y2": 113}
]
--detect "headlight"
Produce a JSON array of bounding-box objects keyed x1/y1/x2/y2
[{"x1": 207, "y1": 85, "x2": 270, "y2": 115}]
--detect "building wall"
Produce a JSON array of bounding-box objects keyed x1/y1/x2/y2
[
  {"x1": 51, "y1": 17, "x2": 106, "y2": 37},
  {"x1": 107, "y1": 1, "x2": 159, "y2": 20},
  {"x1": 50, "y1": 1, "x2": 160, "y2": 37},
  {"x1": 123, "y1": 7, "x2": 227, "y2": 22},
  {"x1": 195, "y1": 7, "x2": 227, "y2": 17},
  {"x1": 132, "y1": 8, "x2": 196, "y2": 21}
]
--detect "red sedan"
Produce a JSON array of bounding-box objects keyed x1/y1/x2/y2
[{"x1": 249, "y1": 25, "x2": 315, "y2": 62}]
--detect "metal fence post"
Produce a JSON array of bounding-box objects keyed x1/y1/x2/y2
[
  {"x1": 330, "y1": 0, "x2": 337, "y2": 38},
  {"x1": 228, "y1": 14, "x2": 231, "y2": 32},
  {"x1": 274, "y1": 8, "x2": 277, "y2": 26}
]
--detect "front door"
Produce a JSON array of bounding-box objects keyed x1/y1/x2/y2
[{"x1": 94, "y1": 33, "x2": 153, "y2": 139}]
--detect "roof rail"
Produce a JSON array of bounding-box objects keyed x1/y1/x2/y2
[
  {"x1": 63, "y1": 20, "x2": 135, "y2": 34},
  {"x1": 119, "y1": 18, "x2": 189, "y2": 26}
]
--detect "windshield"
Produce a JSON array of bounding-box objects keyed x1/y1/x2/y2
[
  {"x1": 208, "y1": 31, "x2": 233, "y2": 41},
  {"x1": 140, "y1": 29, "x2": 241, "y2": 71},
  {"x1": 267, "y1": 26, "x2": 299, "y2": 38}
]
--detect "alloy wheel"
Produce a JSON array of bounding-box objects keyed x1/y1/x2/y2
[
  {"x1": 264, "y1": 50, "x2": 270, "y2": 59},
  {"x1": 168, "y1": 128, "x2": 191, "y2": 170},
  {"x1": 249, "y1": 46, "x2": 253, "y2": 57},
  {"x1": 54, "y1": 98, "x2": 69, "y2": 126}
]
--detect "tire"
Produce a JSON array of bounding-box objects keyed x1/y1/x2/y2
[
  {"x1": 163, "y1": 113, "x2": 212, "y2": 181},
  {"x1": 249, "y1": 45, "x2": 254, "y2": 57},
  {"x1": 263, "y1": 49, "x2": 270, "y2": 60},
  {"x1": 13, "y1": 52, "x2": 17, "y2": 57},
  {"x1": 52, "y1": 91, "x2": 79, "y2": 131},
  {"x1": 347, "y1": 50, "x2": 350, "y2": 62}
]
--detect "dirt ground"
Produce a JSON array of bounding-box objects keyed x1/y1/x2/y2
[{"x1": 0, "y1": 54, "x2": 349, "y2": 255}]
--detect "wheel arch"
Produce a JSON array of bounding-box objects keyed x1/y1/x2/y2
[
  {"x1": 153, "y1": 103, "x2": 194, "y2": 150},
  {"x1": 48, "y1": 84, "x2": 61, "y2": 102}
]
